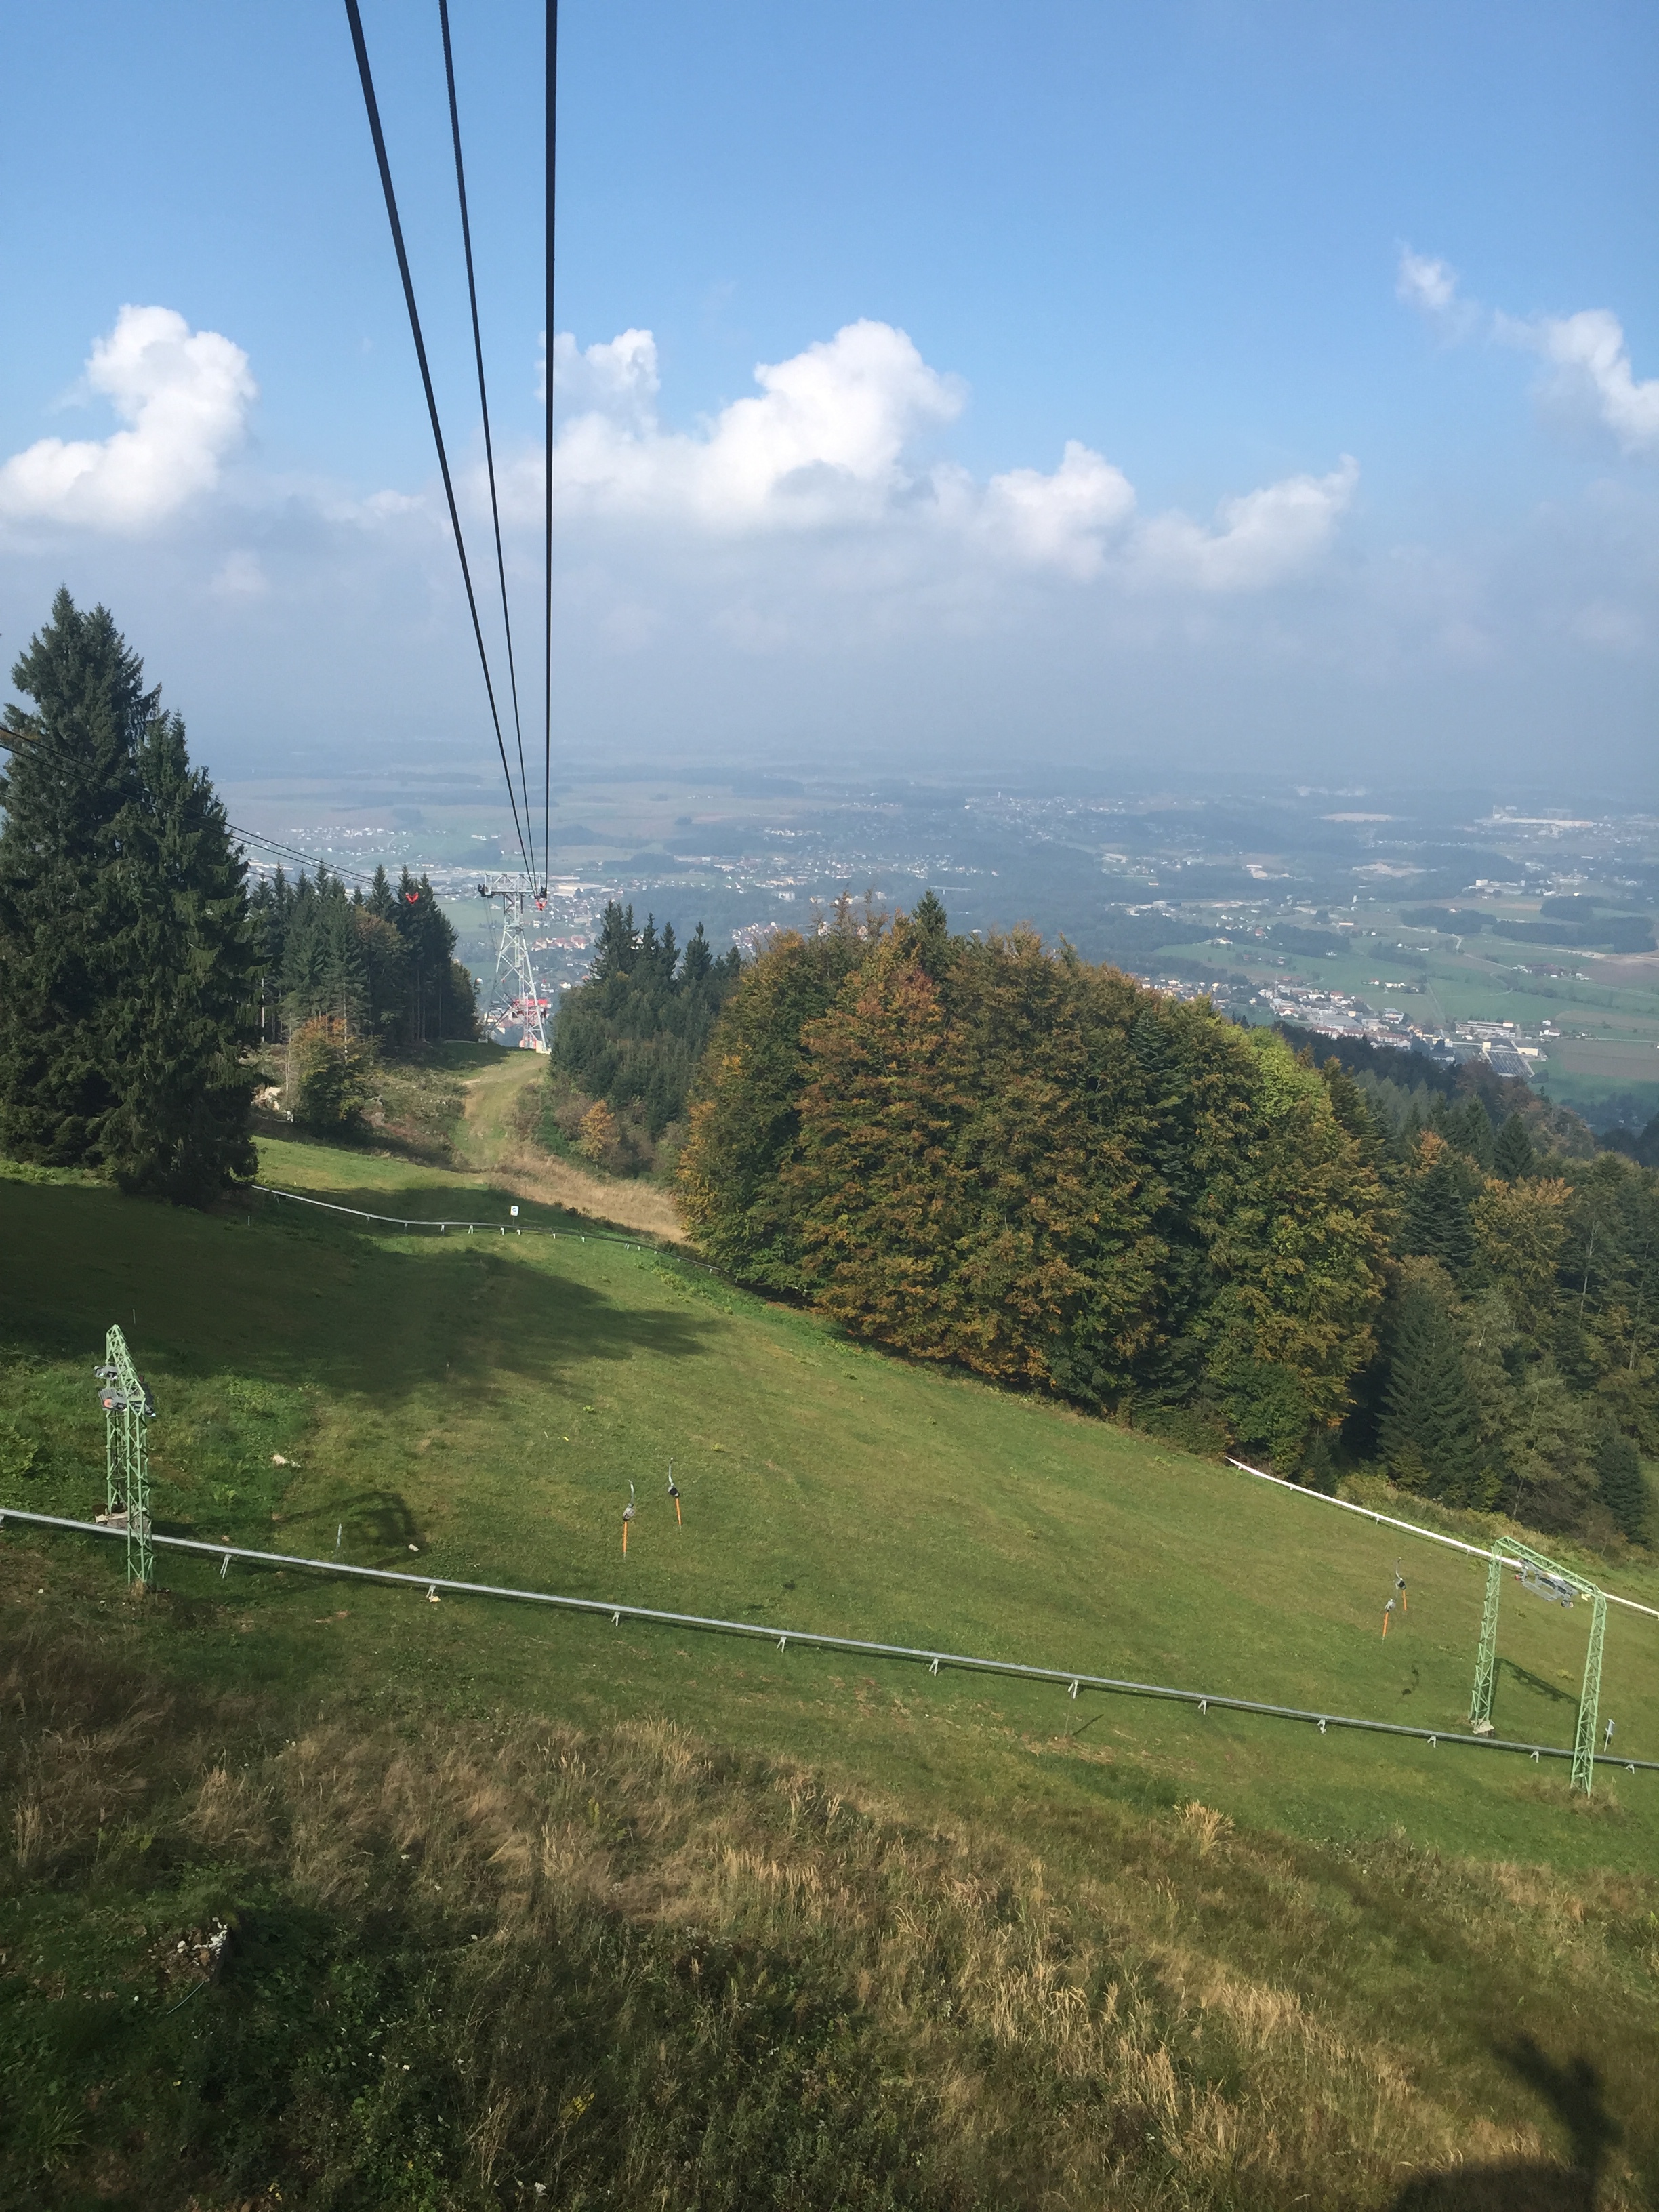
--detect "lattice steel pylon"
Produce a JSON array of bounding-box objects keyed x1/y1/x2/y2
[
  {"x1": 1468, "y1": 1534, "x2": 1605, "y2": 1793},
  {"x1": 478, "y1": 876, "x2": 550, "y2": 1052},
  {"x1": 1572, "y1": 1589, "x2": 1608, "y2": 1797},
  {"x1": 96, "y1": 1326, "x2": 155, "y2": 1589}
]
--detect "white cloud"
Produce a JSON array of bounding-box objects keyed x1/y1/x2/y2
[
  {"x1": 0, "y1": 305, "x2": 256, "y2": 533},
  {"x1": 535, "y1": 319, "x2": 1347, "y2": 591},
  {"x1": 1507, "y1": 308, "x2": 1659, "y2": 455},
  {"x1": 1133, "y1": 459, "x2": 1359, "y2": 591},
  {"x1": 1399, "y1": 251, "x2": 1658, "y2": 457},
  {"x1": 977, "y1": 441, "x2": 1137, "y2": 577},
  {"x1": 550, "y1": 319, "x2": 963, "y2": 529},
  {"x1": 549, "y1": 327, "x2": 659, "y2": 427},
  {"x1": 1396, "y1": 247, "x2": 1460, "y2": 317}
]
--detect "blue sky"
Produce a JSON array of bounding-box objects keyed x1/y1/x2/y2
[{"x1": 1, "y1": 1, "x2": 1654, "y2": 790}]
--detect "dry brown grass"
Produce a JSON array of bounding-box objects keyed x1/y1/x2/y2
[
  {"x1": 455, "y1": 1048, "x2": 688, "y2": 1239},
  {"x1": 4, "y1": 1603, "x2": 1658, "y2": 2209},
  {"x1": 493, "y1": 1136, "x2": 687, "y2": 1239}
]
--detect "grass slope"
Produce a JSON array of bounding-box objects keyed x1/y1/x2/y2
[
  {"x1": 3, "y1": 1142, "x2": 1659, "y2": 2206},
  {"x1": 5, "y1": 1145, "x2": 1656, "y2": 1870}
]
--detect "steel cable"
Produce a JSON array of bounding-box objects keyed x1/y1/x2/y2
[
  {"x1": 228, "y1": 824, "x2": 381, "y2": 892},
  {"x1": 543, "y1": 0, "x2": 558, "y2": 897},
  {"x1": 438, "y1": 0, "x2": 534, "y2": 867},
  {"x1": 342, "y1": 0, "x2": 535, "y2": 886}
]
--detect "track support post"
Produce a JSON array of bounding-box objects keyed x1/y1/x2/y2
[
  {"x1": 1469, "y1": 1553, "x2": 1502, "y2": 1732},
  {"x1": 1572, "y1": 1591, "x2": 1607, "y2": 1797},
  {"x1": 97, "y1": 1326, "x2": 154, "y2": 1590}
]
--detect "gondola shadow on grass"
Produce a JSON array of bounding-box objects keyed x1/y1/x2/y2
[{"x1": 1390, "y1": 2036, "x2": 1620, "y2": 2210}]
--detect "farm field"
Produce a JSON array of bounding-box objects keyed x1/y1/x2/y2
[{"x1": 1165, "y1": 909, "x2": 1659, "y2": 1112}]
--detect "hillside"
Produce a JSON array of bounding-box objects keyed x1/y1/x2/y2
[{"x1": 3, "y1": 1136, "x2": 1659, "y2": 2207}]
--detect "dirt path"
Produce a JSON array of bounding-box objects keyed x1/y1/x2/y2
[{"x1": 455, "y1": 1052, "x2": 687, "y2": 1242}]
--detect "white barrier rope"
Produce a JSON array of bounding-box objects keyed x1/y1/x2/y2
[{"x1": 1227, "y1": 1458, "x2": 1659, "y2": 1624}]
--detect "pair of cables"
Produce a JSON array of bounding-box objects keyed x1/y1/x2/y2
[
  {"x1": 342, "y1": 0, "x2": 557, "y2": 897},
  {"x1": 228, "y1": 825, "x2": 382, "y2": 894}
]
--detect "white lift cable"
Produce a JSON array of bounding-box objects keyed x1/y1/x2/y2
[{"x1": 1227, "y1": 1457, "x2": 1659, "y2": 1626}]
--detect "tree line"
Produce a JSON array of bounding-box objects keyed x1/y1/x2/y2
[
  {"x1": 250, "y1": 863, "x2": 474, "y2": 1051},
  {"x1": 678, "y1": 896, "x2": 1655, "y2": 1541},
  {"x1": 542, "y1": 901, "x2": 741, "y2": 1175},
  {"x1": 0, "y1": 592, "x2": 479, "y2": 1196},
  {"x1": 249, "y1": 864, "x2": 478, "y2": 1134}
]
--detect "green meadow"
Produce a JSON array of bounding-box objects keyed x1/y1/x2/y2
[
  {"x1": 5, "y1": 1129, "x2": 1659, "y2": 2207},
  {"x1": 5, "y1": 1137, "x2": 1658, "y2": 1868}
]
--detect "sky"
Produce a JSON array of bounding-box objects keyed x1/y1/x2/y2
[{"x1": 0, "y1": 0, "x2": 1654, "y2": 796}]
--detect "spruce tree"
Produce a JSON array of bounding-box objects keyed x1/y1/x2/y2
[
  {"x1": 1402, "y1": 1145, "x2": 1481, "y2": 1284},
  {"x1": 394, "y1": 871, "x2": 466, "y2": 1042},
  {"x1": 1493, "y1": 1111, "x2": 1536, "y2": 1182},
  {"x1": 1378, "y1": 1270, "x2": 1481, "y2": 1498},
  {"x1": 678, "y1": 926, "x2": 869, "y2": 1284},
  {"x1": 0, "y1": 591, "x2": 148, "y2": 1164},
  {"x1": 681, "y1": 921, "x2": 714, "y2": 987},
  {"x1": 1595, "y1": 1429, "x2": 1647, "y2": 1541},
  {"x1": 0, "y1": 593, "x2": 255, "y2": 1200},
  {"x1": 100, "y1": 713, "x2": 258, "y2": 1203}
]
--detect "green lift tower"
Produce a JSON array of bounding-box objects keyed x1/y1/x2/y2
[{"x1": 1469, "y1": 1535, "x2": 1606, "y2": 1794}]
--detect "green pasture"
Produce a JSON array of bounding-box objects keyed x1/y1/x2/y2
[
  {"x1": 1542, "y1": 1067, "x2": 1659, "y2": 1124},
  {"x1": 1169, "y1": 922, "x2": 1659, "y2": 1107},
  {"x1": 3, "y1": 1143, "x2": 1658, "y2": 1877}
]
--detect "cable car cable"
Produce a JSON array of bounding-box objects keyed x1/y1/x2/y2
[
  {"x1": 227, "y1": 825, "x2": 382, "y2": 893},
  {"x1": 438, "y1": 0, "x2": 534, "y2": 861},
  {"x1": 543, "y1": 0, "x2": 558, "y2": 896},
  {"x1": 342, "y1": 0, "x2": 535, "y2": 886}
]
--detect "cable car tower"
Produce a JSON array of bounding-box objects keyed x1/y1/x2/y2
[{"x1": 478, "y1": 875, "x2": 550, "y2": 1052}]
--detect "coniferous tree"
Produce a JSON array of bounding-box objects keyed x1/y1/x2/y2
[
  {"x1": 394, "y1": 869, "x2": 472, "y2": 1043},
  {"x1": 281, "y1": 872, "x2": 367, "y2": 1033},
  {"x1": 678, "y1": 922, "x2": 872, "y2": 1282},
  {"x1": 550, "y1": 903, "x2": 741, "y2": 1159},
  {"x1": 1433, "y1": 1094, "x2": 1494, "y2": 1171},
  {"x1": 1378, "y1": 1267, "x2": 1482, "y2": 1498},
  {"x1": 1595, "y1": 1429, "x2": 1647, "y2": 1541},
  {"x1": 792, "y1": 924, "x2": 979, "y2": 1363},
  {"x1": 1196, "y1": 1030, "x2": 1389, "y2": 1466},
  {"x1": 100, "y1": 713, "x2": 258, "y2": 1202},
  {"x1": 0, "y1": 592, "x2": 254, "y2": 1200},
  {"x1": 1493, "y1": 1111, "x2": 1537, "y2": 1183},
  {"x1": 0, "y1": 592, "x2": 148, "y2": 1164},
  {"x1": 249, "y1": 867, "x2": 295, "y2": 1048},
  {"x1": 1401, "y1": 1141, "x2": 1481, "y2": 1284}
]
